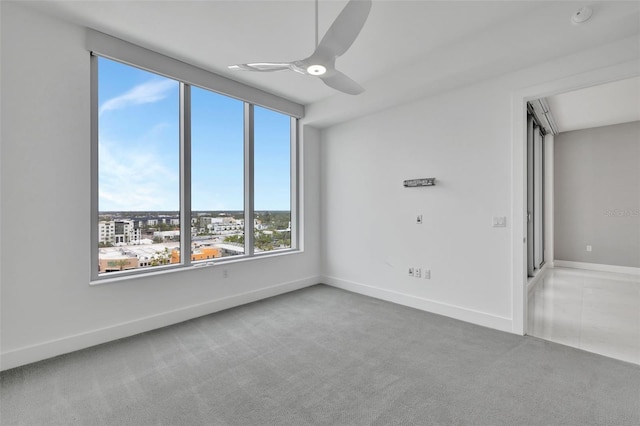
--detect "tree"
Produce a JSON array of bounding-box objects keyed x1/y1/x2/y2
[
  {"x1": 254, "y1": 231, "x2": 274, "y2": 251},
  {"x1": 258, "y1": 212, "x2": 272, "y2": 224},
  {"x1": 116, "y1": 259, "x2": 129, "y2": 271},
  {"x1": 224, "y1": 234, "x2": 244, "y2": 245},
  {"x1": 151, "y1": 247, "x2": 171, "y2": 266}
]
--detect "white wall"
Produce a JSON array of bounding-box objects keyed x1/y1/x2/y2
[
  {"x1": 319, "y1": 38, "x2": 640, "y2": 333},
  {"x1": 320, "y1": 80, "x2": 514, "y2": 331},
  {"x1": 554, "y1": 122, "x2": 640, "y2": 268},
  {"x1": 0, "y1": 3, "x2": 321, "y2": 370}
]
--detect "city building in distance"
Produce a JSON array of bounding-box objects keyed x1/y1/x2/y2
[{"x1": 98, "y1": 211, "x2": 291, "y2": 274}]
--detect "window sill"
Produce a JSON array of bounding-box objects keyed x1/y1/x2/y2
[{"x1": 90, "y1": 248, "x2": 302, "y2": 286}]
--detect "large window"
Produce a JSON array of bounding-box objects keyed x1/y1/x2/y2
[
  {"x1": 92, "y1": 56, "x2": 298, "y2": 280},
  {"x1": 254, "y1": 106, "x2": 293, "y2": 252},
  {"x1": 191, "y1": 87, "x2": 245, "y2": 260}
]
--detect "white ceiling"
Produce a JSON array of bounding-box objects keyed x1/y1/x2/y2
[
  {"x1": 17, "y1": 0, "x2": 640, "y2": 126},
  {"x1": 546, "y1": 76, "x2": 640, "y2": 133}
]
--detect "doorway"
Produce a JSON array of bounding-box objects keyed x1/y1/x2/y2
[
  {"x1": 523, "y1": 77, "x2": 640, "y2": 364},
  {"x1": 510, "y1": 62, "x2": 639, "y2": 337}
]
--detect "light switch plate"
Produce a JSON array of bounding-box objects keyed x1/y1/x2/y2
[{"x1": 492, "y1": 216, "x2": 507, "y2": 227}]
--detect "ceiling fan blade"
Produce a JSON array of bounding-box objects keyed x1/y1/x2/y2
[
  {"x1": 228, "y1": 62, "x2": 293, "y2": 72},
  {"x1": 227, "y1": 1, "x2": 372, "y2": 95},
  {"x1": 319, "y1": 69, "x2": 364, "y2": 95},
  {"x1": 314, "y1": 0, "x2": 372, "y2": 61}
]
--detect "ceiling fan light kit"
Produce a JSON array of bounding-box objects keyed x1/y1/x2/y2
[
  {"x1": 228, "y1": 0, "x2": 372, "y2": 95},
  {"x1": 307, "y1": 65, "x2": 327, "y2": 76}
]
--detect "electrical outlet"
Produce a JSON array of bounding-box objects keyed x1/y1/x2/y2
[
  {"x1": 424, "y1": 269, "x2": 431, "y2": 279},
  {"x1": 408, "y1": 267, "x2": 414, "y2": 277},
  {"x1": 223, "y1": 269, "x2": 228, "y2": 278},
  {"x1": 415, "y1": 268, "x2": 421, "y2": 278},
  {"x1": 416, "y1": 215, "x2": 423, "y2": 224},
  {"x1": 586, "y1": 245, "x2": 592, "y2": 252}
]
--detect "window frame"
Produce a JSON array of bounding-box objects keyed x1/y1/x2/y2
[{"x1": 90, "y1": 53, "x2": 301, "y2": 283}]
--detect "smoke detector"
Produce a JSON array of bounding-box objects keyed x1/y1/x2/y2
[{"x1": 571, "y1": 6, "x2": 593, "y2": 24}]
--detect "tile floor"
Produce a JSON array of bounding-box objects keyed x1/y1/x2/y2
[{"x1": 527, "y1": 266, "x2": 640, "y2": 365}]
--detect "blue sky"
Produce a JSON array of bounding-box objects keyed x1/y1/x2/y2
[{"x1": 98, "y1": 57, "x2": 291, "y2": 212}]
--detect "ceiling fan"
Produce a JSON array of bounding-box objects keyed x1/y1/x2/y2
[{"x1": 228, "y1": 0, "x2": 372, "y2": 95}]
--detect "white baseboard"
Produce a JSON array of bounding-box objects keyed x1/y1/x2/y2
[
  {"x1": 527, "y1": 263, "x2": 550, "y2": 294},
  {"x1": 322, "y1": 275, "x2": 513, "y2": 333},
  {"x1": 554, "y1": 260, "x2": 640, "y2": 276},
  {"x1": 0, "y1": 275, "x2": 320, "y2": 372}
]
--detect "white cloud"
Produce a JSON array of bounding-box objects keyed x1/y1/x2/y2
[
  {"x1": 99, "y1": 127, "x2": 179, "y2": 211},
  {"x1": 99, "y1": 79, "x2": 175, "y2": 116}
]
